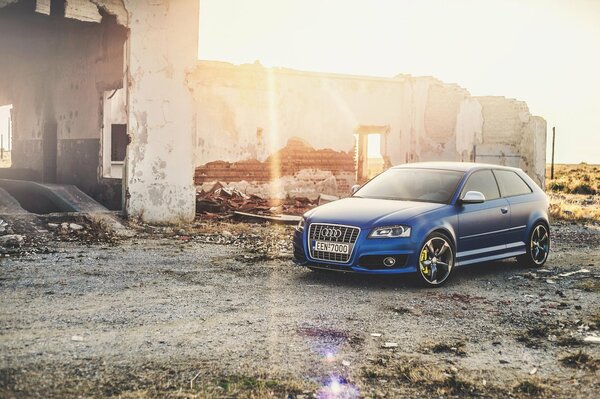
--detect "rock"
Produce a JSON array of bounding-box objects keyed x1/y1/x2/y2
[
  {"x1": 558, "y1": 269, "x2": 590, "y2": 277},
  {"x1": 0, "y1": 234, "x2": 24, "y2": 247},
  {"x1": 583, "y1": 336, "x2": 600, "y2": 344},
  {"x1": 546, "y1": 279, "x2": 556, "y2": 284},
  {"x1": 47, "y1": 223, "x2": 59, "y2": 229},
  {"x1": 529, "y1": 367, "x2": 538, "y2": 375},
  {"x1": 69, "y1": 223, "x2": 84, "y2": 231}
]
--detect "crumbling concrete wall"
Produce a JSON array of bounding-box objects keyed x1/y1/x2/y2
[
  {"x1": 123, "y1": 0, "x2": 198, "y2": 223},
  {"x1": 1, "y1": 0, "x2": 200, "y2": 221},
  {"x1": 0, "y1": 1, "x2": 127, "y2": 208},
  {"x1": 475, "y1": 96, "x2": 547, "y2": 187},
  {"x1": 190, "y1": 61, "x2": 547, "y2": 196}
]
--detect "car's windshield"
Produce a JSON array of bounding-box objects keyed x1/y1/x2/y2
[{"x1": 354, "y1": 168, "x2": 464, "y2": 204}]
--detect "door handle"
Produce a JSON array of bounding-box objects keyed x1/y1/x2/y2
[{"x1": 501, "y1": 207, "x2": 509, "y2": 214}]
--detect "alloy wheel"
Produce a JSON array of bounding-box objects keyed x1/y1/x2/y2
[
  {"x1": 419, "y1": 236, "x2": 454, "y2": 285},
  {"x1": 530, "y1": 224, "x2": 549, "y2": 265}
]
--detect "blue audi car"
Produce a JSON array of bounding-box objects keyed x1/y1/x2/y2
[{"x1": 292, "y1": 162, "x2": 550, "y2": 287}]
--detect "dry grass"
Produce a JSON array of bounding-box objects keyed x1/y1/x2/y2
[
  {"x1": 546, "y1": 163, "x2": 600, "y2": 222},
  {"x1": 514, "y1": 380, "x2": 546, "y2": 396},
  {"x1": 0, "y1": 151, "x2": 10, "y2": 168},
  {"x1": 361, "y1": 356, "x2": 494, "y2": 397}
]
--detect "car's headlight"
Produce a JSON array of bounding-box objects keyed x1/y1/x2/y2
[
  {"x1": 296, "y1": 217, "x2": 306, "y2": 232},
  {"x1": 369, "y1": 225, "x2": 411, "y2": 238}
]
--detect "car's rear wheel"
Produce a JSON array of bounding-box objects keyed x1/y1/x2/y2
[
  {"x1": 518, "y1": 223, "x2": 550, "y2": 267},
  {"x1": 416, "y1": 232, "x2": 455, "y2": 287}
]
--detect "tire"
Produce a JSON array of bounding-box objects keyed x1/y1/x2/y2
[
  {"x1": 518, "y1": 222, "x2": 550, "y2": 268},
  {"x1": 416, "y1": 232, "x2": 455, "y2": 287}
]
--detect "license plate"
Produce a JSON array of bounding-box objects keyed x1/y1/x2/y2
[{"x1": 314, "y1": 241, "x2": 350, "y2": 254}]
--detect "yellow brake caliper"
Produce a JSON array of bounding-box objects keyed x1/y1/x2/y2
[{"x1": 420, "y1": 247, "x2": 429, "y2": 276}]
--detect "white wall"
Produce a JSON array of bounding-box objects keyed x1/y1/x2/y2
[
  {"x1": 0, "y1": 104, "x2": 11, "y2": 151},
  {"x1": 123, "y1": 0, "x2": 199, "y2": 223},
  {"x1": 190, "y1": 61, "x2": 547, "y2": 188}
]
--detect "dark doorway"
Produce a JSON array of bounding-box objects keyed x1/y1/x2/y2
[
  {"x1": 42, "y1": 120, "x2": 57, "y2": 183},
  {"x1": 111, "y1": 123, "x2": 127, "y2": 162}
]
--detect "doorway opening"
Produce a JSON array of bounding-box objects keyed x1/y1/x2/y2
[
  {"x1": 102, "y1": 88, "x2": 127, "y2": 179},
  {"x1": 0, "y1": 104, "x2": 12, "y2": 168},
  {"x1": 355, "y1": 125, "x2": 390, "y2": 183}
]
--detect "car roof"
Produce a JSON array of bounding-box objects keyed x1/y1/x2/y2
[{"x1": 391, "y1": 161, "x2": 521, "y2": 173}]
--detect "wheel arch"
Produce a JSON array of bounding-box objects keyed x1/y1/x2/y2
[
  {"x1": 527, "y1": 212, "x2": 550, "y2": 238},
  {"x1": 424, "y1": 226, "x2": 457, "y2": 251}
]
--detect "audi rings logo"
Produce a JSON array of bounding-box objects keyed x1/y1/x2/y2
[{"x1": 321, "y1": 227, "x2": 342, "y2": 239}]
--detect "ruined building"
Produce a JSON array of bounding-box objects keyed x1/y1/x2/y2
[
  {"x1": 0, "y1": 0, "x2": 199, "y2": 223},
  {"x1": 0, "y1": 1, "x2": 547, "y2": 223},
  {"x1": 192, "y1": 61, "x2": 546, "y2": 199}
]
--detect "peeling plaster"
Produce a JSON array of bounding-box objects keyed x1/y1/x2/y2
[
  {"x1": 190, "y1": 61, "x2": 547, "y2": 189},
  {"x1": 123, "y1": 0, "x2": 198, "y2": 223}
]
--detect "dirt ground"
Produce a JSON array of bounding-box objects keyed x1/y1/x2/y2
[{"x1": 1, "y1": 217, "x2": 599, "y2": 398}]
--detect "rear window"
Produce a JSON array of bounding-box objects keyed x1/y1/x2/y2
[{"x1": 493, "y1": 170, "x2": 532, "y2": 197}]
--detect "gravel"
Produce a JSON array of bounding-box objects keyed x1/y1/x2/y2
[{"x1": 0, "y1": 221, "x2": 599, "y2": 398}]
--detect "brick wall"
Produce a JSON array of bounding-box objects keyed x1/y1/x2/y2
[{"x1": 195, "y1": 138, "x2": 356, "y2": 192}]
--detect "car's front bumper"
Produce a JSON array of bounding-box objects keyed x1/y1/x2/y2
[{"x1": 292, "y1": 228, "x2": 418, "y2": 275}]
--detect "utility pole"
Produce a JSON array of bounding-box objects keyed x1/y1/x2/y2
[{"x1": 550, "y1": 127, "x2": 556, "y2": 180}]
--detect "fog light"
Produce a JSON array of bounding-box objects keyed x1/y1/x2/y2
[{"x1": 383, "y1": 257, "x2": 397, "y2": 267}]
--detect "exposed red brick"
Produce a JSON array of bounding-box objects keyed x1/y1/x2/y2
[{"x1": 194, "y1": 138, "x2": 355, "y2": 186}]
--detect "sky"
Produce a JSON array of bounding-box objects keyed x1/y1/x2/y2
[{"x1": 198, "y1": 0, "x2": 600, "y2": 164}]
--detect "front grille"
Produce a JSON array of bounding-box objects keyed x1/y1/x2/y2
[{"x1": 308, "y1": 223, "x2": 360, "y2": 263}]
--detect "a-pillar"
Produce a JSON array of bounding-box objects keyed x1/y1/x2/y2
[{"x1": 123, "y1": 0, "x2": 198, "y2": 223}]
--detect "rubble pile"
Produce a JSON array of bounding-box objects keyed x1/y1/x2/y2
[
  {"x1": 44, "y1": 216, "x2": 120, "y2": 244},
  {"x1": 196, "y1": 182, "x2": 317, "y2": 217},
  {"x1": 0, "y1": 217, "x2": 51, "y2": 257}
]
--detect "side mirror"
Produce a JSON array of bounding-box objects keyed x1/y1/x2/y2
[
  {"x1": 461, "y1": 191, "x2": 486, "y2": 204},
  {"x1": 351, "y1": 184, "x2": 361, "y2": 195}
]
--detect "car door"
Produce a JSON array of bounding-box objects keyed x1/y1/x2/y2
[
  {"x1": 493, "y1": 169, "x2": 535, "y2": 251},
  {"x1": 457, "y1": 170, "x2": 510, "y2": 262}
]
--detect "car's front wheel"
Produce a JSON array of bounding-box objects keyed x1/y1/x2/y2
[
  {"x1": 416, "y1": 232, "x2": 455, "y2": 287},
  {"x1": 518, "y1": 222, "x2": 550, "y2": 267}
]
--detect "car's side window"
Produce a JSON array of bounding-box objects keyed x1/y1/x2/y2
[
  {"x1": 461, "y1": 170, "x2": 500, "y2": 201},
  {"x1": 493, "y1": 170, "x2": 533, "y2": 197}
]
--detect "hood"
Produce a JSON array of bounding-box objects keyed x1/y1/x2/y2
[{"x1": 305, "y1": 197, "x2": 446, "y2": 227}]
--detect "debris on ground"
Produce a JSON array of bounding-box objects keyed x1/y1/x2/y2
[
  {"x1": 584, "y1": 336, "x2": 600, "y2": 344},
  {"x1": 0, "y1": 233, "x2": 24, "y2": 247},
  {"x1": 196, "y1": 182, "x2": 317, "y2": 217},
  {"x1": 558, "y1": 268, "x2": 590, "y2": 277},
  {"x1": 233, "y1": 211, "x2": 300, "y2": 225},
  {"x1": 1, "y1": 221, "x2": 599, "y2": 398}
]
